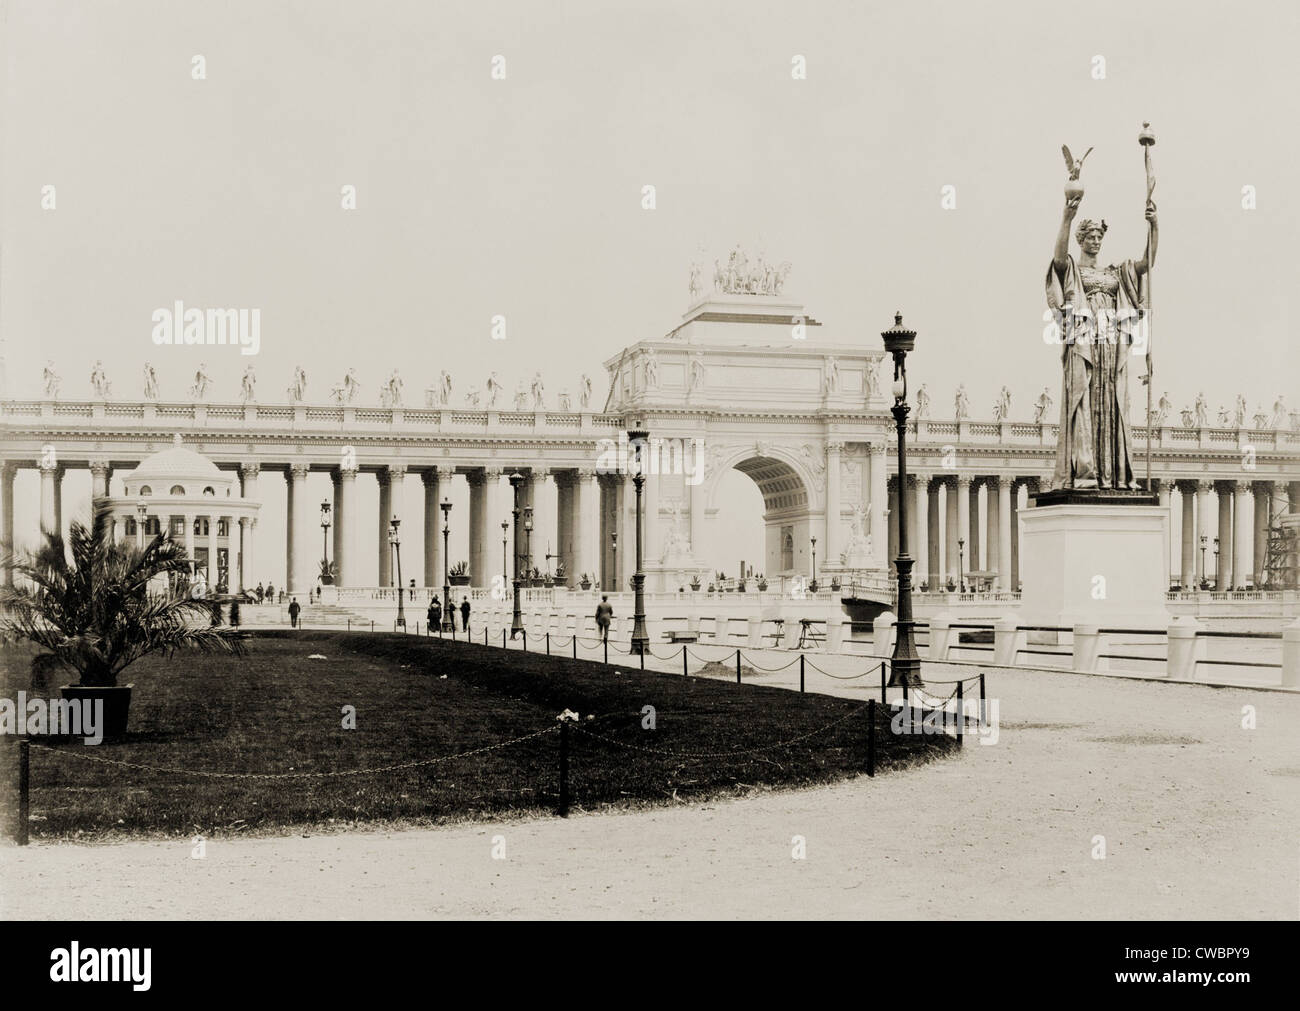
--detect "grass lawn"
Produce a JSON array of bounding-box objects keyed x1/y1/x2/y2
[{"x1": 0, "y1": 631, "x2": 956, "y2": 841}]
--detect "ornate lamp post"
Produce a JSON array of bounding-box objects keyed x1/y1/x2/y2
[
  {"x1": 388, "y1": 516, "x2": 405, "y2": 630},
  {"x1": 501, "y1": 519, "x2": 509, "y2": 594},
  {"x1": 611, "y1": 530, "x2": 618, "y2": 588},
  {"x1": 1199, "y1": 534, "x2": 1208, "y2": 589},
  {"x1": 882, "y1": 312, "x2": 922, "y2": 687},
  {"x1": 509, "y1": 472, "x2": 524, "y2": 637},
  {"x1": 1213, "y1": 536, "x2": 1221, "y2": 588},
  {"x1": 439, "y1": 499, "x2": 453, "y2": 631},
  {"x1": 810, "y1": 535, "x2": 818, "y2": 592},
  {"x1": 135, "y1": 500, "x2": 147, "y2": 550},
  {"x1": 629, "y1": 429, "x2": 649, "y2": 656},
  {"x1": 958, "y1": 536, "x2": 966, "y2": 592},
  {"x1": 320, "y1": 500, "x2": 331, "y2": 584}
]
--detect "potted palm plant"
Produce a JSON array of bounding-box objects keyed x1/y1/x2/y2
[
  {"x1": 0, "y1": 503, "x2": 246, "y2": 739},
  {"x1": 319, "y1": 558, "x2": 336, "y2": 586},
  {"x1": 448, "y1": 561, "x2": 471, "y2": 586},
  {"x1": 579, "y1": 572, "x2": 592, "y2": 590}
]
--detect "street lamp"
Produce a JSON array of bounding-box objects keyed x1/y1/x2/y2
[
  {"x1": 501, "y1": 519, "x2": 509, "y2": 595},
  {"x1": 1200, "y1": 534, "x2": 1208, "y2": 589},
  {"x1": 509, "y1": 471, "x2": 525, "y2": 637},
  {"x1": 882, "y1": 311, "x2": 921, "y2": 687},
  {"x1": 388, "y1": 516, "x2": 405, "y2": 630},
  {"x1": 320, "y1": 499, "x2": 331, "y2": 586},
  {"x1": 810, "y1": 535, "x2": 818, "y2": 592},
  {"x1": 135, "y1": 500, "x2": 147, "y2": 550},
  {"x1": 958, "y1": 536, "x2": 966, "y2": 592},
  {"x1": 440, "y1": 499, "x2": 453, "y2": 631},
  {"x1": 1213, "y1": 536, "x2": 1221, "y2": 588},
  {"x1": 628, "y1": 429, "x2": 649, "y2": 655},
  {"x1": 611, "y1": 530, "x2": 618, "y2": 588}
]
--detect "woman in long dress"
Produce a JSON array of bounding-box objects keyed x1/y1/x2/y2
[{"x1": 1047, "y1": 195, "x2": 1157, "y2": 489}]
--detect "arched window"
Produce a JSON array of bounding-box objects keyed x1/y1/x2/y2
[
  {"x1": 139, "y1": 485, "x2": 152, "y2": 496},
  {"x1": 202, "y1": 486, "x2": 215, "y2": 497},
  {"x1": 170, "y1": 485, "x2": 186, "y2": 496}
]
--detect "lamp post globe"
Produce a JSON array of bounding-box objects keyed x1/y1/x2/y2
[{"x1": 882, "y1": 312, "x2": 922, "y2": 687}]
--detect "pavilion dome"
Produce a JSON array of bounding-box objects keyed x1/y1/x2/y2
[{"x1": 123, "y1": 434, "x2": 235, "y2": 498}]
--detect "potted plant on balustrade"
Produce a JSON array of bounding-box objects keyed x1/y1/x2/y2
[
  {"x1": 448, "y1": 561, "x2": 471, "y2": 586},
  {"x1": 553, "y1": 561, "x2": 566, "y2": 587},
  {"x1": 579, "y1": 572, "x2": 592, "y2": 591},
  {"x1": 690, "y1": 575, "x2": 701, "y2": 591},
  {"x1": 0, "y1": 502, "x2": 246, "y2": 740},
  {"x1": 756, "y1": 574, "x2": 768, "y2": 592},
  {"x1": 319, "y1": 558, "x2": 336, "y2": 587}
]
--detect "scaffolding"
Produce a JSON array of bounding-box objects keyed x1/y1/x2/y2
[{"x1": 1261, "y1": 515, "x2": 1298, "y2": 589}]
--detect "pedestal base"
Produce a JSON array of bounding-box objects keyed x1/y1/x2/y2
[{"x1": 1019, "y1": 503, "x2": 1170, "y2": 629}]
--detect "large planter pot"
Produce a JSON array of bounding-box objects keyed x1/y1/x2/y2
[
  {"x1": 60, "y1": 684, "x2": 133, "y2": 741},
  {"x1": 449, "y1": 574, "x2": 471, "y2": 586}
]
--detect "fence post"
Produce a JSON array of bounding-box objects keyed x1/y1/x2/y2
[
  {"x1": 502, "y1": 627, "x2": 507, "y2": 649},
  {"x1": 17, "y1": 738, "x2": 30, "y2": 846},
  {"x1": 979, "y1": 671, "x2": 986, "y2": 726},
  {"x1": 799, "y1": 654, "x2": 805, "y2": 693},
  {"x1": 682, "y1": 646, "x2": 688, "y2": 677},
  {"x1": 546, "y1": 632, "x2": 551, "y2": 656},
  {"x1": 557, "y1": 722, "x2": 569, "y2": 817},
  {"x1": 573, "y1": 635, "x2": 578, "y2": 660},
  {"x1": 956, "y1": 682, "x2": 964, "y2": 749},
  {"x1": 522, "y1": 629, "x2": 527, "y2": 652},
  {"x1": 639, "y1": 644, "x2": 645, "y2": 670},
  {"x1": 881, "y1": 662, "x2": 887, "y2": 704},
  {"x1": 370, "y1": 620, "x2": 374, "y2": 633},
  {"x1": 604, "y1": 636, "x2": 608, "y2": 665},
  {"x1": 867, "y1": 699, "x2": 875, "y2": 778},
  {"x1": 736, "y1": 649, "x2": 742, "y2": 684}
]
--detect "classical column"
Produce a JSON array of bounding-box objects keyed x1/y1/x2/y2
[
  {"x1": 1156, "y1": 479, "x2": 1171, "y2": 585},
  {"x1": 639, "y1": 463, "x2": 657, "y2": 573},
  {"x1": 335, "y1": 464, "x2": 356, "y2": 587},
  {"x1": 1008, "y1": 479, "x2": 1021, "y2": 591},
  {"x1": 0, "y1": 464, "x2": 14, "y2": 585},
  {"x1": 968, "y1": 477, "x2": 982, "y2": 571},
  {"x1": 52, "y1": 467, "x2": 62, "y2": 537},
  {"x1": 332, "y1": 471, "x2": 343, "y2": 571},
  {"x1": 38, "y1": 459, "x2": 59, "y2": 536},
  {"x1": 869, "y1": 443, "x2": 888, "y2": 567},
  {"x1": 1253, "y1": 482, "x2": 1272, "y2": 585},
  {"x1": 1179, "y1": 482, "x2": 1194, "y2": 588},
  {"x1": 1196, "y1": 479, "x2": 1213, "y2": 586},
  {"x1": 615, "y1": 474, "x2": 631, "y2": 590},
  {"x1": 996, "y1": 476, "x2": 1011, "y2": 591},
  {"x1": 377, "y1": 469, "x2": 393, "y2": 586},
  {"x1": 287, "y1": 464, "x2": 310, "y2": 593},
  {"x1": 944, "y1": 476, "x2": 960, "y2": 585},
  {"x1": 573, "y1": 469, "x2": 598, "y2": 588},
  {"x1": 238, "y1": 517, "x2": 253, "y2": 593},
  {"x1": 824, "y1": 441, "x2": 842, "y2": 566},
  {"x1": 1216, "y1": 481, "x2": 1233, "y2": 590},
  {"x1": 913, "y1": 474, "x2": 929, "y2": 589},
  {"x1": 469, "y1": 469, "x2": 488, "y2": 586},
  {"x1": 184, "y1": 512, "x2": 196, "y2": 575},
  {"x1": 207, "y1": 515, "x2": 220, "y2": 589},
  {"x1": 534, "y1": 470, "x2": 558, "y2": 577},
  {"x1": 1233, "y1": 479, "x2": 1254, "y2": 589},
  {"x1": 955, "y1": 475, "x2": 971, "y2": 586},
  {"x1": 90, "y1": 460, "x2": 109, "y2": 500},
  {"x1": 555, "y1": 471, "x2": 574, "y2": 583},
  {"x1": 422, "y1": 469, "x2": 441, "y2": 589},
  {"x1": 927, "y1": 477, "x2": 941, "y2": 590}
]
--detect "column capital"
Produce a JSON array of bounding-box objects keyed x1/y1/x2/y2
[
  {"x1": 37, "y1": 458, "x2": 60, "y2": 475},
  {"x1": 482, "y1": 466, "x2": 505, "y2": 481},
  {"x1": 1196, "y1": 478, "x2": 1215, "y2": 493},
  {"x1": 1233, "y1": 478, "x2": 1251, "y2": 492},
  {"x1": 868, "y1": 442, "x2": 887, "y2": 457},
  {"x1": 577, "y1": 467, "x2": 598, "y2": 482},
  {"x1": 955, "y1": 473, "x2": 972, "y2": 489},
  {"x1": 421, "y1": 468, "x2": 440, "y2": 486},
  {"x1": 826, "y1": 439, "x2": 846, "y2": 454},
  {"x1": 89, "y1": 460, "x2": 110, "y2": 477},
  {"x1": 385, "y1": 464, "x2": 407, "y2": 481},
  {"x1": 240, "y1": 462, "x2": 261, "y2": 479}
]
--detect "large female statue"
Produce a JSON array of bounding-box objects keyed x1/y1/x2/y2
[{"x1": 1046, "y1": 158, "x2": 1157, "y2": 490}]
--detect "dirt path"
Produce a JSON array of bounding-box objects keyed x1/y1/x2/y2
[{"x1": 3, "y1": 653, "x2": 1298, "y2": 919}]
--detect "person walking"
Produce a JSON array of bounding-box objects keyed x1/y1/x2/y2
[
  {"x1": 460, "y1": 596, "x2": 471, "y2": 635},
  {"x1": 428, "y1": 595, "x2": 442, "y2": 633},
  {"x1": 256, "y1": 581, "x2": 265, "y2": 603},
  {"x1": 288, "y1": 596, "x2": 301, "y2": 628},
  {"x1": 595, "y1": 595, "x2": 613, "y2": 643}
]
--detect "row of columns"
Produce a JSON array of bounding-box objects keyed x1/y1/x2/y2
[{"x1": 1177, "y1": 478, "x2": 1294, "y2": 590}]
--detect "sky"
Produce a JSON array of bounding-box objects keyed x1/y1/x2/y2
[{"x1": 1, "y1": 0, "x2": 1297, "y2": 580}]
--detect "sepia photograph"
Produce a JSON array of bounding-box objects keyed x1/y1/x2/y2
[{"x1": 0, "y1": 0, "x2": 1294, "y2": 988}]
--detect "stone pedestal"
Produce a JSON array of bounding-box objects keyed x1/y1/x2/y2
[{"x1": 1019, "y1": 502, "x2": 1170, "y2": 629}]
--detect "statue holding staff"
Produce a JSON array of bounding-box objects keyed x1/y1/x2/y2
[{"x1": 1046, "y1": 133, "x2": 1158, "y2": 490}]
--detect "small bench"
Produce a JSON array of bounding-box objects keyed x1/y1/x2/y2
[{"x1": 667, "y1": 630, "x2": 700, "y2": 644}]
